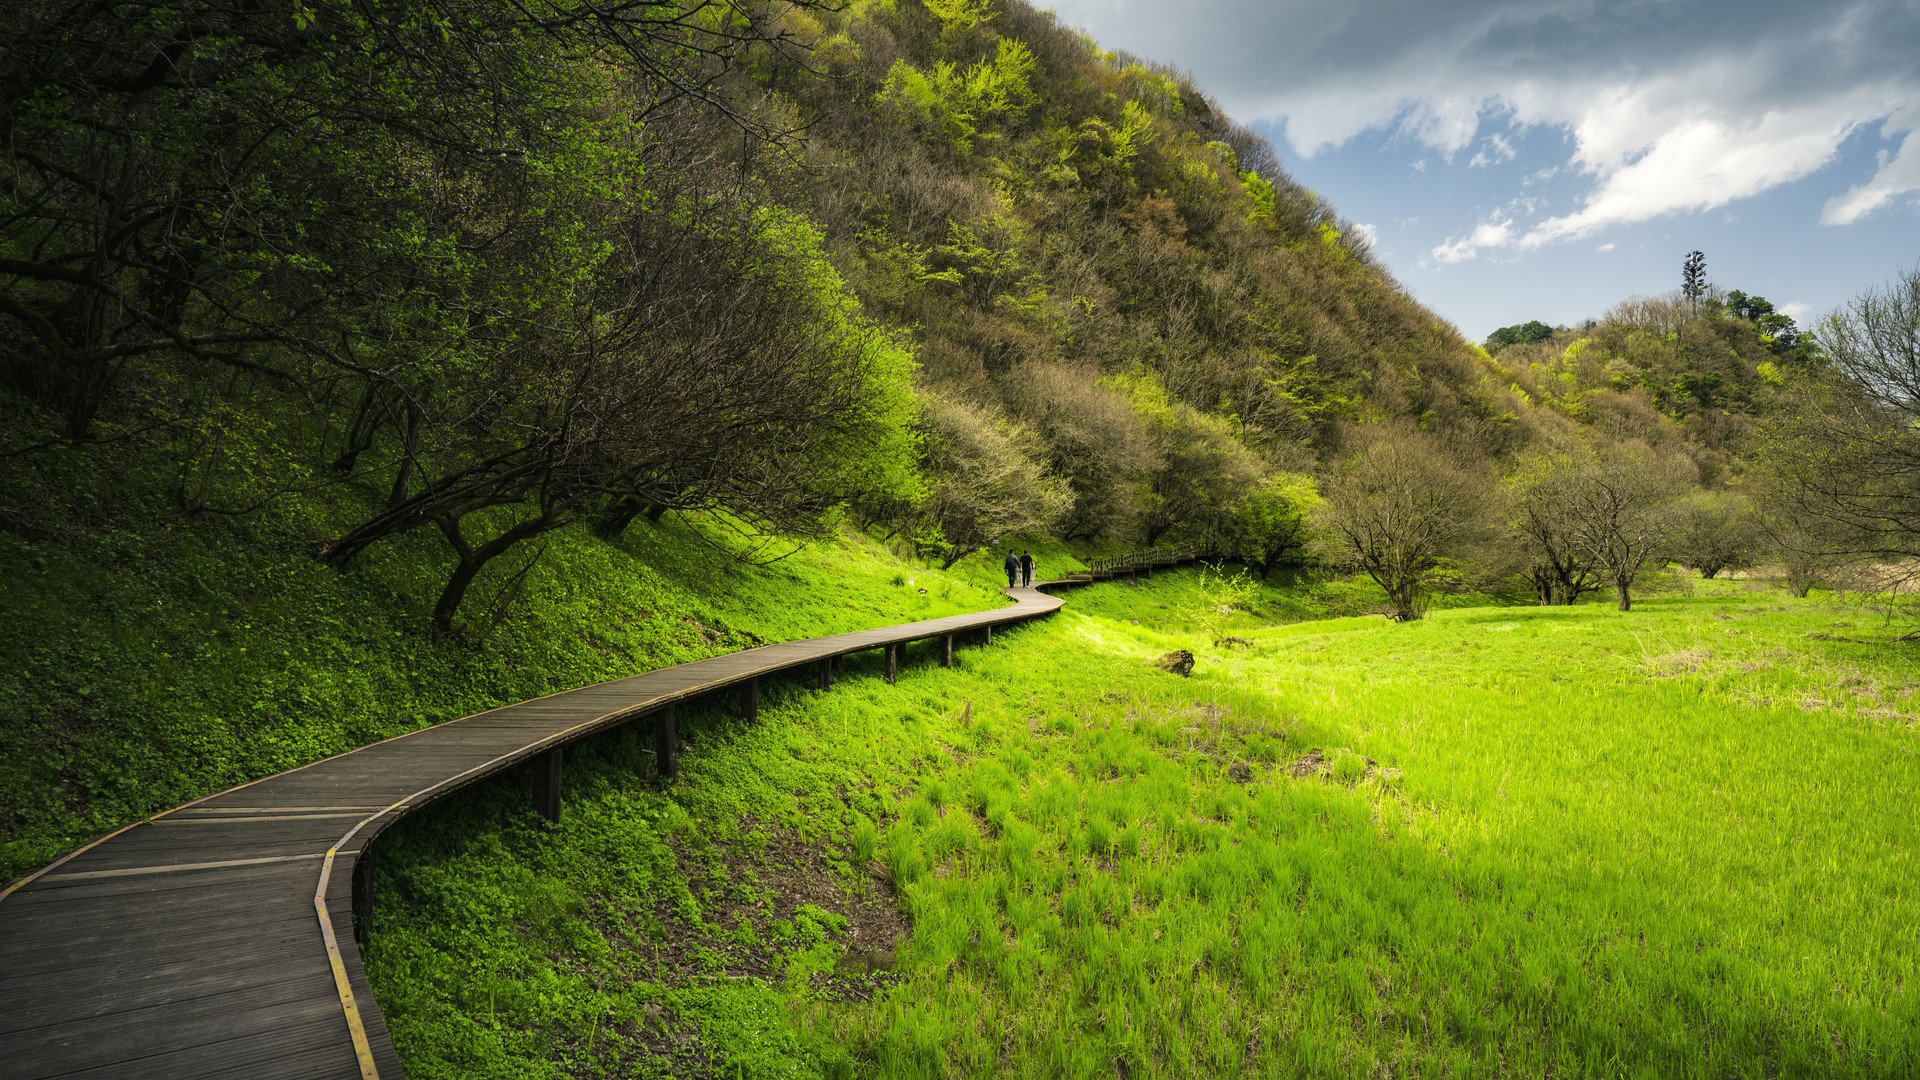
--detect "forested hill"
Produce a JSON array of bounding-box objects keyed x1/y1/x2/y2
[
  {"x1": 0, "y1": 0, "x2": 1532, "y2": 615},
  {"x1": 772, "y1": 0, "x2": 1527, "y2": 541},
  {"x1": 777, "y1": 0, "x2": 1516, "y2": 453}
]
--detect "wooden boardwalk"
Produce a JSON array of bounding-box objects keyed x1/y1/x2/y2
[{"x1": 0, "y1": 558, "x2": 1190, "y2": 1079}]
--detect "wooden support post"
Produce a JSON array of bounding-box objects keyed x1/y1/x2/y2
[
  {"x1": 351, "y1": 846, "x2": 374, "y2": 946},
  {"x1": 741, "y1": 678, "x2": 758, "y2": 724},
  {"x1": 941, "y1": 633, "x2": 954, "y2": 667},
  {"x1": 984, "y1": 623, "x2": 993, "y2": 645},
  {"x1": 657, "y1": 707, "x2": 678, "y2": 781},
  {"x1": 537, "y1": 746, "x2": 563, "y2": 823},
  {"x1": 818, "y1": 655, "x2": 834, "y2": 689},
  {"x1": 885, "y1": 644, "x2": 898, "y2": 684}
]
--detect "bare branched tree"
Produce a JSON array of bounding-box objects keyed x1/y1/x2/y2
[
  {"x1": 1668, "y1": 491, "x2": 1761, "y2": 579},
  {"x1": 1557, "y1": 442, "x2": 1695, "y2": 610},
  {"x1": 1003, "y1": 362, "x2": 1152, "y2": 540},
  {"x1": 1507, "y1": 448, "x2": 1604, "y2": 605},
  {"x1": 1756, "y1": 267, "x2": 1920, "y2": 590},
  {"x1": 1313, "y1": 432, "x2": 1488, "y2": 621},
  {"x1": 905, "y1": 394, "x2": 1071, "y2": 570}
]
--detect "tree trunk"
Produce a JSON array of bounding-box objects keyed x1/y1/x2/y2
[
  {"x1": 431, "y1": 512, "x2": 566, "y2": 635},
  {"x1": 387, "y1": 405, "x2": 421, "y2": 510},
  {"x1": 330, "y1": 385, "x2": 382, "y2": 473},
  {"x1": 1387, "y1": 580, "x2": 1421, "y2": 621},
  {"x1": 592, "y1": 497, "x2": 649, "y2": 538},
  {"x1": 939, "y1": 545, "x2": 979, "y2": 571},
  {"x1": 1615, "y1": 580, "x2": 1632, "y2": 611}
]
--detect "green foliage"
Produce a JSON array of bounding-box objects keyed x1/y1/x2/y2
[
  {"x1": 1486, "y1": 320, "x2": 1556, "y2": 350},
  {"x1": 922, "y1": 0, "x2": 994, "y2": 33},
  {"x1": 1224, "y1": 473, "x2": 1320, "y2": 577},
  {"x1": 1181, "y1": 564, "x2": 1261, "y2": 644},
  {"x1": 879, "y1": 38, "x2": 1036, "y2": 154},
  {"x1": 1725, "y1": 289, "x2": 1818, "y2": 360},
  {"x1": 1239, "y1": 169, "x2": 1279, "y2": 221},
  {"x1": 1478, "y1": 287, "x2": 1828, "y2": 494}
]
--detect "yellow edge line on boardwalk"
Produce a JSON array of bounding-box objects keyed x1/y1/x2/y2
[
  {"x1": 40, "y1": 853, "x2": 326, "y2": 882},
  {"x1": 317, "y1": 845, "x2": 382, "y2": 1080}
]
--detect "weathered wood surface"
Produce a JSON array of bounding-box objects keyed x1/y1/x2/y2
[{"x1": 0, "y1": 558, "x2": 1193, "y2": 1079}]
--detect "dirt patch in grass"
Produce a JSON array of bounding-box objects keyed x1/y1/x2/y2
[
  {"x1": 614, "y1": 822, "x2": 910, "y2": 1074},
  {"x1": 1289, "y1": 748, "x2": 1327, "y2": 777}
]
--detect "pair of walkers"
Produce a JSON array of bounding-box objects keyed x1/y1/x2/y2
[{"x1": 1003, "y1": 549, "x2": 1035, "y2": 588}]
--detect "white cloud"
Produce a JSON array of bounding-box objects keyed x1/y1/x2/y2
[
  {"x1": 1779, "y1": 301, "x2": 1812, "y2": 321},
  {"x1": 1823, "y1": 109, "x2": 1920, "y2": 224},
  {"x1": 1043, "y1": 0, "x2": 1920, "y2": 245},
  {"x1": 1468, "y1": 132, "x2": 1516, "y2": 168},
  {"x1": 1596, "y1": 242, "x2": 1615, "y2": 253},
  {"x1": 1432, "y1": 218, "x2": 1514, "y2": 264},
  {"x1": 1511, "y1": 77, "x2": 1888, "y2": 248},
  {"x1": 1352, "y1": 221, "x2": 1380, "y2": 247}
]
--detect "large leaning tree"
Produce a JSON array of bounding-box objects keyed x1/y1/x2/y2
[
  {"x1": 315, "y1": 204, "x2": 922, "y2": 632},
  {"x1": 1312, "y1": 432, "x2": 1487, "y2": 621}
]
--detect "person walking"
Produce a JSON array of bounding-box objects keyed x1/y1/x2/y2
[
  {"x1": 1003, "y1": 548, "x2": 1020, "y2": 589},
  {"x1": 1020, "y1": 550, "x2": 1034, "y2": 587}
]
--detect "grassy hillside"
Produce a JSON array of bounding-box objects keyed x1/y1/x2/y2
[
  {"x1": 362, "y1": 566, "x2": 1917, "y2": 1078},
  {"x1": 0, "y1": 440, "x2": 1026, "y2": 881}
]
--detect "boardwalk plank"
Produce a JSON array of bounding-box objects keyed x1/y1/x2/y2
[{"x1": 41, "y1": 1013, "x2": 360, "y2": 1080}]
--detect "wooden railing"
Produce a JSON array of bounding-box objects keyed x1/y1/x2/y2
[{"x1": 1077, "y1": 541, "x2": 1213, "y2": 579}]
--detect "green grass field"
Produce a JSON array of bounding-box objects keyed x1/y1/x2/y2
[{"x1": 362, "y1": 568, "x2": 1918, "y2": 1078}]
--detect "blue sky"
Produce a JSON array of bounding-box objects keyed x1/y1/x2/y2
[{"x1": 1041, "y1": 0, "x2": 1920, "y2": 342}]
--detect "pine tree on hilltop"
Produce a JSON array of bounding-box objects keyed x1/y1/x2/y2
[{"x1": 1683, "y1": 250, "x2": 1708, "y2": 314}]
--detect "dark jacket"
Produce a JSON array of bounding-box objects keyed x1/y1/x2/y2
[
  {"x1": 1019, "y1": 554, "x2": 1034, "y2": 575},
  {"x1": 1003, "y1": 552, "x2": 1020, "y2": 575}
]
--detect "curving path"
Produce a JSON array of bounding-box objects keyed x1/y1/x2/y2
[{"x1": 0, "y1": 553, "x2": 1194, "y2": 1080}]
